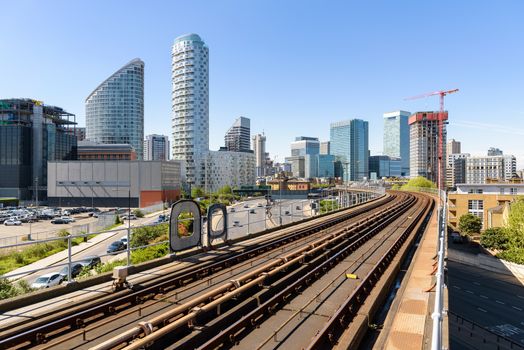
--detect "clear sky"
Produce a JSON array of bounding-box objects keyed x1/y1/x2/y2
[{"x1": 1, "y1": 0, "x2": 523, "y2": 166}]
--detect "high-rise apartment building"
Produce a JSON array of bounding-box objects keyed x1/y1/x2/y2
[
  {"x1": 409, "y1": 111, "x2": 447, "y2": 186},
  {"x1": 171, "y1": 34, "x2": 209, "y2": 186},
  {"x1": 144, "y1": 134, "x2": 170, "y2": 161},
  {"x1": 224, "y1": 117, "x2": 250, "y2": 152},
  {"x1": 383, "y1": 111, "x2": 410, "y2": 176},
  {"x1": 330, "y1": 119, "x2": 369, "y2": 182},
  {"x1": 86, "y1": 58, "x2": 144, "y2": 159},
  {"x1": 252, "y1": 133, "x2": 266, "y2": 177},
  {"x1": 0, "y1": 99, "x2": 77, "y2": 201},
  {"x1": 446, "y1": 153, "x2": 469, "y2": 188},
  {"x1": 465, "y1": 155, "x2": 516, "y2": 184},
  {"x1": 488, "y1": 147, "x2": 503, "y2": 156},
  {"x1": 201, "y1": 150, "x2": 256, "y2": 193},
  {"x1": 447, "y1": 139, "x2": 461, "y2": 155}
]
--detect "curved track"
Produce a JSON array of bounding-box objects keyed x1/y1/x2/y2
[{"x1": 0, "y1": 192, "x2": 433, "y2": 350}]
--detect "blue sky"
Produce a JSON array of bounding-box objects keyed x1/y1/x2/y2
[{"x1": 1, "y1": 0, "x2": 523, "y2": 166}]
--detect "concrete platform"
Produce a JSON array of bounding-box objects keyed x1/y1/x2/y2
[{"x1": 378, "y1": 200, "x2": 440, "y2": 350}]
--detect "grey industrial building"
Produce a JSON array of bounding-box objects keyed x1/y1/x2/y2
[{"x1": 47, "y1": 160, "x2": 185, "y2": 208}]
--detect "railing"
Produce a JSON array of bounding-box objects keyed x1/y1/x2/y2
[
  {"x1": 0, "y1": 191, "x2": 385, "y2": 287},
  {"x1": 432, "y1": 189, "x2": 447, "y2": 350}
]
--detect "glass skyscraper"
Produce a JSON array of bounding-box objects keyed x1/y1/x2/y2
[
  {"x1": 330, "y1": 119, "x2": 369, "y2": 182},
  {"x1": 383, "y1": 110, "x2": 410, "y2": 176},
  {"x1": 171, "y1": 33, "x2": 209, "y2": 186},
  {"x1": 224, "y1": 116, "x2": 251, "y2": 152},
  {"x1": 85, "y1": 58, "x2": 144, "y2": 159}
]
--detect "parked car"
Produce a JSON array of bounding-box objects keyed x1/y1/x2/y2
[
  {"x1": 60, "y1": 216, "x2": 75, "y2": 223},
  {"x1": 120, "y1": 235, "x2": 129, "y2": 248},
  {"x1": 249, "y1": 209, "x2": 256, "y2": 214},
  {"x1": 121, "y1": 214, "x2": 137, "y2": 220},
  {"x1": 107, "y1": 240, "x2": 126, "y2": 254},
  {"x1": 229, "y1": 207, "x2": 236, "y2": 212},
  {"x1": 4, "y1": 218, "x2": 22, "y2": 226},
  {"x1": 78, "y1": 256, "x2": 101, "y2": 269},
  {"x1": 59, "y1": 263, "x2": 85, "y2": 280},
  {"x1": 257, "y1": 203, "x2": 263, "y2": 208},
  {"x1": 296, "y1": 206, "x2": 301, "y2": 210},
  {"x1": 284, "y1": 211, "x2": 291, "y2": 215},
  {"x1": 451, "y1": 231, "x2": 463, "y2": 244},
  {"x1": 31, "y1": 273, "x2": 63, "y2": 289},
  {"x1": 51, "y1": 218, "x2": 68, "y2": 224},
  {"x1": 233, "y1": 220, "x2": 241, "y2": 227},
  {"x1": 156, "y1": 214, "x2": 167, "y2": 223},
  {"x1": 243, "y1": 204, "x2": 249, "y2": 208}
]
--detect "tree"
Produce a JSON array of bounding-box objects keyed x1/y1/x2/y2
[
  {"x1": 217, "y1": 185, "x2": 232, "y2": 195},
  {"x1": 458, "y1": 214, "x2": 482, "y2": 236},
  {"x1": 132, "y1": 209, "x2": 144, "y2": 218},
  {"x1": 191, "y1": 187, "x2": 205, "y2": 199},
  {"x1": 507, "y1": 198, "x2": 524, "y2": 237},
  {"x1": 401, "y1": 176, "x2": 436, "y2": 189}
]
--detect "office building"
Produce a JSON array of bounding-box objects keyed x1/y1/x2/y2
[
  {"x1": 465, "y1": 155, "x2": 516, "y2": 184},
  {"x1": 252, "y1": 133, "x2": 267, "y2": 177},
  {"x1": 77, "y1": 140, "x2": 137, "y2": 160},
  {"x1": 369, "y1": 155, "x2": 402, "y2": 179},
  {"x1": 488, "y1": 147, "x2": 503, "y2": 156},
  {"x1": 448, "y1": 182, "x2": 524, "y2": 230},
  {"x1": 224, "y1": 116, "x2": 250, "y2": 152},
  {"x1": 67, "y1": 127, "x2": 86, "y2": 141},
  {"x1": 285, "y1": 137, "x2": 320, "y2": 179},
  {"x1": 144, "y1": 134, "x2": 170, "y2": 161},
  {"x1": 447, "y1": 139, "x2": 461, "y2": 155},
  {"x1": 86, "y1": 58, "x2": 144, "y2": 159},
  {"x1": 317, "y1": 154, "x2": 335, "y2": 178},
  {"x1": 47, "y1": 160, "x2": 184, "y2": 208},
  {"x1": 0, "y1": 99, "x2": 77, "y2": 202},
  {"x1": 446, "y1": 153, "x2": 469, "y2": 188},
  {"x1": 409, "y1": 111, "x2": 447, "y2": 186},
  {"x1": 330, "y1": 119, "x2": 369, "y2": 182},
  {"x1": 383, "y1": 111, "x2": 410, "y2": 176},
  {"x1": 200, "y1": 151, "x2": 256, "y2": 193},
  {"x1": 320, "y1": 141, "x2": 330, "y2": 155},
  {"x1": 172, "y1": 34, "x2": 209, "y2": 186}
]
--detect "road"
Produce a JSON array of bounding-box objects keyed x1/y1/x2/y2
[{"x1": 448, "y1": 261, "x2": 524, "y2": 348}]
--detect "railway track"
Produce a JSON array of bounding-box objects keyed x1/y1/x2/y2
[{"x1": 0, "y1": 191, "x2": 433, "y2": 350}]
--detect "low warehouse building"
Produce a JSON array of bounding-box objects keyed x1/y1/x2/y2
[{"x1": 47, "y1": 160, "x2": 185, "y2": 208}]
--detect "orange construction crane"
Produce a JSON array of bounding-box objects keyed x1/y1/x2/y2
[{"x1": 405, "y1": 89, "x2": 459, "y2": 190}]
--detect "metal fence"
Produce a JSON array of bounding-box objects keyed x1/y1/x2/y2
[{"x1": 1, "y1": 189, "x2": 384, "y2": 286}]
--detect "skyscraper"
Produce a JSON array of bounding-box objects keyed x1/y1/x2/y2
[
  {"x1": 144, "y1": 134, "x2": 170, "y2": 161},
  {"x1": 320, "y1": 141, "x2": 330, "y2": 155},
  {"x1": 447, "y1": 139, "x2": 461, "y2": 155},
  {"x1": 252, "y1": 133, "x2": 267, "y2": 177},
  {"x1": 224, "y1": 116, "x2": 251, "y2": 152},
  {"x1": 383, "y1": 110, "x2": 410, "y2": 176},
  {"x1": 285, "y1": 137, "x2": 320, "y2": 178},
  {"x1": 409, "y1": 111, "x2": 447, "y2": 186},
  {"x1": 330, "y1": 119, "x2": 369, "y2": 182},
  {"x1": 86, "y1": 58, "x2": 144, "y2": 159},
  {"x1": 172, "y1": 33, "x2": 209, "y2": 185}
]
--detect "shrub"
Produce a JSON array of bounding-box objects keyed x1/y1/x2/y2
[
  {"x1": 130, "y1": 223, "x2": 168, "y2": 248},
  {"x1": 132, "y1": 209, "x2": 145, "y2": 218},
  {"x1": 114, "y1": 215, "x2": 123, "y2": 225},
  {"x1": 401, "y1": 176, "x2": 436, "y2": 190},
  {"x1": 480, "y1": 228, "x2": 510, "y2": 250},
  {"x1": 496, "y1": 247, "x2": 524, "y2": 265},
  {"x1": 131, "y1": 243, "x2": 169, "y2": 264}
]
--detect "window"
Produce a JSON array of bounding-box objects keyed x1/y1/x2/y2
[
  {"x1": 468, "y1": 199, "x2": 484, "y2": 226},
  {"x1": 510, "y1": 187, "x2": 518, "y2": 195}
]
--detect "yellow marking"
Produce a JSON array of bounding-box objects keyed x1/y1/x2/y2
[{"x1": 346, "y1": 273, "x2": 358, "y2": 279}]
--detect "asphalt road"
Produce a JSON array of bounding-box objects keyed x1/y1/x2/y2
[{"x1": 448, "y1": 261, "x2": 524, "y2": 348}]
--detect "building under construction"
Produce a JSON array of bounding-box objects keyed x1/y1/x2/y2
[
  {"x1": 0, "y1": 98, "x2": 77, "y2": 202},
  {"x1": 409, "y1": 111, "x2": 447, "y2": 186}
]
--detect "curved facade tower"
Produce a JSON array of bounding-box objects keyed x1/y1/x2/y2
[
  {"x1": 86, "y1": 58, "x2": 144, "y2": 159},
  {"x1": 172, "y1": 34, "x2": 209, "y2": 185}
]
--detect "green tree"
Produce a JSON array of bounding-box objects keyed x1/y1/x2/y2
[
  {"x1": 458, "y1": 214, "x2": 482, "y2": 236},
  {"x1": 480, "y1": 227, "x2": 510, "y2": 250},
  {"x1": 114, "y1": 215, "x2": 123, "y2": 225},
  {"x1": 217, "y1": 185, "x2": 232, "y2": 195},
  {"x1": 507, "y1": 198, "x2": 524, "y2": 237},
  {"x1": 191, "y1": 187, "x2": 205, "y2": 199},
  {"x1": 401, "y1": 176, "x2": 436, "y2": 189}
]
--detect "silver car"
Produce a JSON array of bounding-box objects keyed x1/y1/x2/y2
[{"x1": 31, "y1": 272, "x2": 63, "y2": 289}]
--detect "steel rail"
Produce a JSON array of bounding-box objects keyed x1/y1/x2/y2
[
  {"x1": 306, "y1": 195, "x2": 433, "y2": 349},
  {"x1": 0, "y1": 194, "x2": 393, "y2": 348},
  {"x1": 193, "y1": 193, "x2": 426, "y2": 350},
  {"x1": 105, "y1": 194, "x2": 418, "y2": 350}
]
